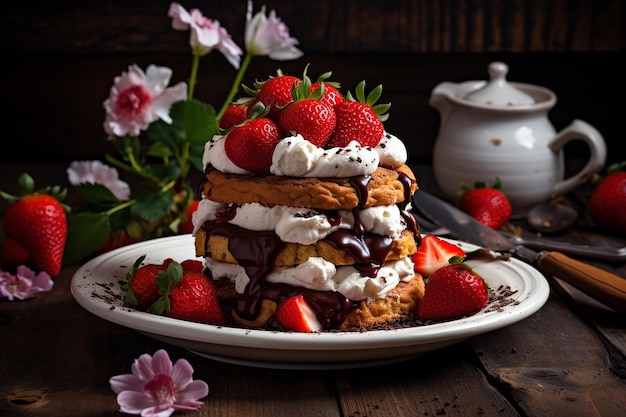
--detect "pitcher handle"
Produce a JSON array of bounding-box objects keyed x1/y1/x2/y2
[{"x1": 549, "y1": 119, "x2": 607, "y2": 197}]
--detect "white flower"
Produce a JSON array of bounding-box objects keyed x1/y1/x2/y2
[
  {"x1": 103, "y1": 64, "x2": 187, "y2": 137},
  {"x1": 245, "y1": 0, "x2": 303, "y2": 60},
  {"x1": 168, "y1": 2, "x2": 243, "y2": 68},
  {"x1": 67, "y1": 160, "x2": 131, "y2": 200}
]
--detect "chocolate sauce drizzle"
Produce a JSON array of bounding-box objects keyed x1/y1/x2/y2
[{"x1": 199, "y1": 167, "x2": 420, "y2": 329}]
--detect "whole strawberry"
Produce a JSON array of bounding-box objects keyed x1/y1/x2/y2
[
  {"x1": 122, "y1": 256, "x2": 206, "y2": 309},
  {"x1": 120, "y1": 255, "x2": 163, "y2": 309},
  {"x1": 224, "y1": 117, "x2": 282, "y2": 173},
  {"x1": 588, "y1": 161, "x2": 626, "y2": 236},
  {"x1": 311, "y1": 82, "x2": 343, "y2": 108},
  {"x1": 417, "y1": 259, "x2": 489, "y2": 322},
  {"x1": 218, "y1": 103, "x2": 248, "y2": 130},
  {"x1": 1, "y1": 173, "x2": 68, "y2": 277},
  {"x1": 0, "y1": 238, "x2": 30, "y2": 269},
  {"x1": 245, "y1": 72, "x2": 300, "y2": 122},
  {"x1": 279, "y1": 72, "x2": 337, "y2": 147},
  {"x1": 309, "y1": 70, "x2": 343, "y2": 109},
  {"x1": 327, "y1": 81, "x2": 390, "y2": 148},
  {"x1": 151, "y1": 260, "x2": 226, "y2": 325},
  {"x1": 458, "y1": 178, "x2": 511, "y2": 229}
]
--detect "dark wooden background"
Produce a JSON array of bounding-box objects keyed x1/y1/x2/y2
[{"x1": 2, "y1": 0, "x2": 624, "y2": 165}]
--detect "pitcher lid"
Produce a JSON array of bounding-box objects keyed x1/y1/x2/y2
[{"x1": 463, "y1": 62, "x2": 535, "y2": 105}]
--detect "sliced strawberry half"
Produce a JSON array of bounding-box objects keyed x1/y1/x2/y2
[
  {"x1": 411, "y1": 234, "x2": 466, "y2": 277},
  {"x1": 274, "y1": 294, "x2": 322, "y2": 333}
]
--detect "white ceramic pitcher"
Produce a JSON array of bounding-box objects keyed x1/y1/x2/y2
[{"x1": 429, "y1": 61, "x2": 607, "y2": 218}]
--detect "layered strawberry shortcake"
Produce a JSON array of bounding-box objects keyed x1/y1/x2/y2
[{"x1": 192, "y1": 70, "x2": 423, "y2": 331}]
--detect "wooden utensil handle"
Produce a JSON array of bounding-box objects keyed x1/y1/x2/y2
[{"x1": 536, "y1": 251, "x2": 626, "y2": 314}]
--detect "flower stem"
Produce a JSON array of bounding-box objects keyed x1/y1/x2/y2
[
  {"x1": 188, "y1": 53, "x2": 201, "y2": 100},
  {"x1": 216, "y1": 52, "x2": 253, "y2": 121}
]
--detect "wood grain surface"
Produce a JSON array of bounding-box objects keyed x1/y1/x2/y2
[{"x1": 1, "y1": 163, "x2": 624, "y2": 417}]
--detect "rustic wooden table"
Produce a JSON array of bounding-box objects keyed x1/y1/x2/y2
[{"x1": 1, "y1": 163, "x2": 625, "y2": 417}]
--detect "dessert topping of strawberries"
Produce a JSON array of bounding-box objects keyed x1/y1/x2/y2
[
  {"x1": 279, "y1": 69, "x2": 337, "y2": 147},
  {"x1": 218, "y1": 103, "x2": 248, "y2": 131},
  {"x1": 274, "y1": 294, "x2": 322, "y2": 332},
  {"x1": 243, "y1": 71, "x2": 300, "y2": 122},
  {"x1": 224, "y1": 117, "x2": 282, "y2": 173},
  {"x1": 327, "y1": 81, "x2": 390, "y2": 148},
  {"x1": 458, "y1": 178, "x2": 512, "y2": 229},
  {"x1": 310, "y1": 70, "x2": 343, "y2": 109},
  {"x1": 417, "y1": 258, "x2": 490, "y2": 322},
  {"x1": 411, "y1": 234, "x2": 466, "y2": 277}
]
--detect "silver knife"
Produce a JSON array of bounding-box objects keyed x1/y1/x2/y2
[
  {"x1": 413, "y1": 210, "x2": 626, "y2": 262},
  {"x1": 413, "y1": 190, "x2": 626, "y2": 315}
]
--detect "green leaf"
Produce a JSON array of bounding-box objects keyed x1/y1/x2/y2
[
  {"x1": 147, "y1": 142, "x2": 174, "y2": 158},
  {"x1": 109, "y1": 206, "x2": 133, "y2": 231},
  {"x1": 167, "y1": 261, "x2": 183, "y2": 283},
  {"x1": 365, "y1": 84, "x2": 383, "y2": 105},
  {"x1": 74, "y1": 182, "x2": 120, "y2": 206},
  {"x1": 63, "y1": 212, "x2": 111, "y2": 265},
  {"x1": 132, "y1": 190, "x2": 174, "y2": 223},
  {"x1": 113, "y1": 136, "x2": 142, "y2": 163},
  {"x1": 147, "y1": 119, "x2": 183, "y2": 147},
  {"x1": 143, "y1": 161, "x2": 180, "y2": 182},
  {"x1": 177, "y1": 100, "x2": 218, "y2": 146},
  {"x1": 188, "y1": 146, "x2": 204, "y2": 172}
]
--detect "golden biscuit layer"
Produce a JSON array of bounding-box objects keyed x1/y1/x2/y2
[
  {"x1": 339, "y1": 275, "x2": 425, "y2": 329},
  {"x1": 202, "y1": 164, "x2": 417, "y2": 210},
  {"x1": 195, "y1": 228, "x2": 418, "y2": 267}
]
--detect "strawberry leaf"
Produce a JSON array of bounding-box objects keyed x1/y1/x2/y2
[
  {"x1": 365, "y1": 84, "x2": 382, "y2": 105},
  {"x1": 132, "y1": 190, "x2": 174, "y2": 223},
  {"x1": 152, "y1": 261, "x2": 184, "y2": 314},
  {"x1": 143, "y1": 161, "x2": 180, "y2": 183},
  {"x1": 146, "y1": 142, "x2": 174, "y2": 158},
  {"x1": 63, "y1": 212, "x2": 111, "y2": 265},
  {"x1": 74, "y1": 182, "x2": 121, "y2": 206},
  {"x1": 111, "y1": 136, "x2": 142, "y2": 164},
  {"x1": 178, "y1": 99, "x2": 218, "y2": 146}
]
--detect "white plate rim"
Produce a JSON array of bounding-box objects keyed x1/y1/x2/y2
[{"x1": 70, "y1": 235, "x2": 549, "y2": 356}]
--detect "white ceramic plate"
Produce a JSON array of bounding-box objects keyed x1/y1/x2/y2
[{"x1": 70, "y1": 235, "x2": 549, "y2": 370}]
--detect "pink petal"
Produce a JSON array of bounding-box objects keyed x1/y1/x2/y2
[
  {"x1": 116, "y1": 390, "x2": 161, "y2": 415},
  {"x1": 132, "y1": 353, "x2": 158, "y2": 381},
  {"x1": 151, "y1": 350, "x2": 174, "y2": 375},
  {"x1": 109, "y1": 374, "x2": 144, "y2": 394},
  {"x1": 168, "y1": 2, "x2": 191, "y2": 30},
  {"x1": 177, "y1": 380, "x2": 209, "y2": 404}
]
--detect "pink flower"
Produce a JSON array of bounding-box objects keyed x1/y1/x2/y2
[
  {"x1": 103, "y1": 64, "x2": 187, "y2": 137},
  {"x1": 168, "y1": 2, "x2": 243, "y2": 68},
  {"x1": 110, "y1": 349, "x2": 208, "y2": 417},
  {"x1": 0, "y1": 266, "x2": 53, "y2": 301},
  {"x1": 67, "y1": 160, "x2": 131, "y2": 200},
  {"x1": 245, "y1": 0, "x2": 303, "y2": 60}
]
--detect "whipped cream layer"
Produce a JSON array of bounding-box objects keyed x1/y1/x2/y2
[
  {"x1": 204, "y1": 256, "x2": 415, "y2": 301},
  {"x1": 192, "y1": 200, "x2": 412, "y2": 245},
  {"x1": 203, "y1": 132, "x2": 407, "y2": 177}
]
